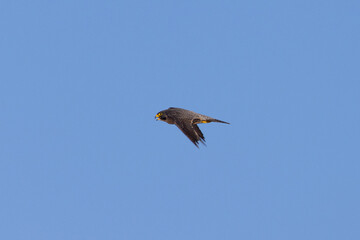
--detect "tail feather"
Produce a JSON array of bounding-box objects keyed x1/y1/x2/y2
[{"x1": 212, "y1": 119, "x2": 230, "y2": 124}]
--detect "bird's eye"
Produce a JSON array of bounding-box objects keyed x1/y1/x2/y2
[{"x1": 160, "y1": 116, "x2": 166, "y2": 120}]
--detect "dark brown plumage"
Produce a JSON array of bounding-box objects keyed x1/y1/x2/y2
[{"x1": 155, "y1": 107, "x2": 229, "y2": 147}]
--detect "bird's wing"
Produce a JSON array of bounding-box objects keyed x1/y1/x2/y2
[
  {"x1": 193, "y1": 124, "x2": 206, "y2": 144},
  {"x1": 175, "y1": 120, "x2": 205, "y2": 147}
]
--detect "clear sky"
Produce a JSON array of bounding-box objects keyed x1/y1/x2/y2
[{"x1": 1, "y1": 1, "x2": 359, "y2": 239}]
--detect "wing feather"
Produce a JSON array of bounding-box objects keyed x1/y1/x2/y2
[{"x1": 175, "y1": 120, "x2": 205, "y2": 147}]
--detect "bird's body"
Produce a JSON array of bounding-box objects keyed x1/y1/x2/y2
[{"x1": 155, "y1": 107, "x2": 229, "y2": 147}]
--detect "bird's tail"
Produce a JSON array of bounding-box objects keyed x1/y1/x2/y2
[{"x1": 211, "y1": 119, "x2": 230, "y2": 124}]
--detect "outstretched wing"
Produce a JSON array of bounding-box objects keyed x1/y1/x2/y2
[{"x1": 175, "y1": 120, "x2": 206, "y2": 148}]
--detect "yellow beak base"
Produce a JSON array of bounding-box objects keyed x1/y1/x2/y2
[{"x1": 155, "y1": 113, "x2": 162, "y2": 121}]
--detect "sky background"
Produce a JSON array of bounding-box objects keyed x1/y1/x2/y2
[{"x1": 1, "y1": 1, "x2": 360, "y2": 239}]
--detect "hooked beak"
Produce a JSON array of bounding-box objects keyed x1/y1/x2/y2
[{"x1": 155, "y1": 113, "x2": 160, "y2": 121}]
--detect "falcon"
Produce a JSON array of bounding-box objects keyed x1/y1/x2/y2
[{"x1": 155, "y1": 107, "x2": 229, "y2": 147}]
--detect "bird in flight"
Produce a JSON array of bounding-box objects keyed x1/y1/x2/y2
[{"x1": 155, "y1": 107, "x2": 229, "y2": 147}]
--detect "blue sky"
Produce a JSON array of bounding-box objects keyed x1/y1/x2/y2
[{"x1": 1, "y1": 1, "x2": 359, "y2": 239}]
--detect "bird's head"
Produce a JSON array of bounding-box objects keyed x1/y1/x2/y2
[{"x1": 155, "y1": 111, "x2": 168, "y2": 121}]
